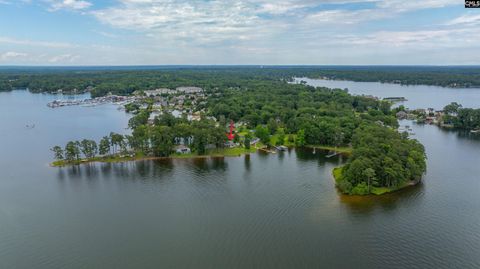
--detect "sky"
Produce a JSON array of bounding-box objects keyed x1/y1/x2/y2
[{"x1": 0, "y1": 0, "x2": 478, "y2": 65}]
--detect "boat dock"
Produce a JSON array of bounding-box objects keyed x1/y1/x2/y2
[
  {"x1": 47, "y1": 95, "x2": 135, "y2": 108},
  {"x1": 274, "y1": 145, "x2": 288, "y2": 151},
  {"x1": 326, "y1": 151, "x2": 339, "y2": 158}
]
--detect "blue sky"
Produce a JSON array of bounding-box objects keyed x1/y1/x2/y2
[{"x1": 0, "y1": 0, "x2": 478, "y2": 65}]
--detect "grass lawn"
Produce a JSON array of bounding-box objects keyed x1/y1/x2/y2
[
  {"x1": 269, "y1": 134, "x2": 296, "y2": 147},
  {"x1": 332, "y1": 166, "x2": 344, "y2": 183},
  {"x1": 52, "y1": 147, "x2": 257, "y2": 167},
  {"x1": 370, "y1": 187, "x2": 391, "y2": 195},
  {"x1": 306, "y1": 145, "x2": 352, "y2": 155},
  {"x1": 207, "y1": 147, "x2": 257, "y2": 156},
  {"x1": 371, "y1": 181, "x2": 412, "y2": 195}
]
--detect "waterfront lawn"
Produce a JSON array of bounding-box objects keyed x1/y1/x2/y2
[
  {"x1": 208, "y1": 147, "x2": 257, "y2": 156},
  {"x1": 308, "y1": 145, "x2": 352, "y2": 155},
  {"x1": 269, "y1": 134, "x2": 296, "y2": 147},
  {"x1": 52, "y1": 146, "x2": 257, "y2": 166},
  {"x1": 332, "y1": 167, "x2": 344, "y2": 183}
]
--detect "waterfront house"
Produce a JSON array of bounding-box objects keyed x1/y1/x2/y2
[
  {"x1": 175, "y1": 145, "x2": 191, "y2": 154},
  {"x1": 396, "y1": 111, "x2": 408, "y2": 120},
  {"x1": 176, "y1": 87, "x2": 203, "y2": 94},
  {"x1": 224, "y1": 141, "x2": 237, "y2": 148},
  {"x1": 148, "y1": 111, "x2": 161, "y2": 124},
  {"x1": 144, "y1": 88, "x2": 173, "y2": 97}
]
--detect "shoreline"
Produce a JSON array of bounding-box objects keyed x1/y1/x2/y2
[
  {"x1": 50, "y1": 144, "x2": 353, "y2": 167},
  {"x1": 304, "y1": 145, "x2": 352, "y2": 155},
  {"x1": 332, "y1": 166, "x2": 421, "y2": 196},
  {"x1": 304, "y1": 76, "x2": 476, "y2": 89},
  {"x1": 51, "y1": 146, "x2": 262, "y2": 167},
  {"x1": 51, "y1": 154, "x2": 246, "y2": 167}
]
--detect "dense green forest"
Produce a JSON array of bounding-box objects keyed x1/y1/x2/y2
[
  {"x1": 2, "y1": 66, "x2": 480, "y2": 97},
  {"x1": 49, "y1": 70, "x2": 426, "y2": 195},
  {"x1": 204, "y1": 77, "x2": 425, "y2": 195},
  {"x1": 338, "y1": 124, "x2": 426, "y2": 195}
]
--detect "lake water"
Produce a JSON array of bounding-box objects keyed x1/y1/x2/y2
[
  {"x1": 298, "y1": 77, "x2": 480, "y2": 110},
  {"x1": 1, "y1": 86, "x2": 480, "y2": 269}
]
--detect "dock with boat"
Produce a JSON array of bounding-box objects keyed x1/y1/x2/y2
[
  {"x1": 274, "y1": 145, "x2": 288, "y2": 151},
  {"x1": 383, "y1": 97, "x2": 407, "y2": 102},
  {"x1": 325, "y1": 151, "x2": 339, "y2": 158}
]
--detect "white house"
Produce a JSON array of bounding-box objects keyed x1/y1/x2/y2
[{"x1": 175, "y1": 145, "x2": 191, "y2": 154}]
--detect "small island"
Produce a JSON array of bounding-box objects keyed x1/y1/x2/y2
[{"x1": 47, "y1": 70, "x2": 427, "y2": 196}]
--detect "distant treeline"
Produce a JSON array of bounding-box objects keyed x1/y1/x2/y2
[{"x1": 2, "y1": 66, "x2": 480, "y2": 96}]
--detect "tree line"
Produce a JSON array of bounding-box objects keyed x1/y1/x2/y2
[{"x1": 4, "y1": 66, "x2": 480, "y2": 95}]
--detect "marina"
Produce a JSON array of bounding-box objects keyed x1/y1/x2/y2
[{"x1": 47, "y1": 95, "x2": 135, "y2": 108}]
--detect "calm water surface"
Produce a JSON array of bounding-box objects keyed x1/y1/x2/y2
[
  {"x1": 0, "y1": 88, "x2": 480, "y2": 268},
  {"x1": 298, "y1": 77, "x2": 480, "y2": 109}
]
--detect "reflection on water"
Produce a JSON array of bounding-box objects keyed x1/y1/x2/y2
[
  {"x1": 338, "y1": 182, "x2": 425, "y2": 214},
  {"x1": 1, "y1": 90, "x2": 480, "y2": 268}
]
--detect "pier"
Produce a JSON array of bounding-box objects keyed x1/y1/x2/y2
[{"x1": 47, "y1": 95, "x2": 135, "y2": 108}]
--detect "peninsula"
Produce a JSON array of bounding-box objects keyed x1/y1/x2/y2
[{"x1": 43, "y1": 68, "x2": 427, "y2": 196}]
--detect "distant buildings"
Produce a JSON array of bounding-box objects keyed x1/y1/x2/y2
[
  {"x1": 176, "y1": 87, "x2": 203, "y2": 94},
  {"x1": 143, "y1": 87, "x2": 203, "y2": 97},
  {"x1": 144, "y1": 88, "x2": 175, "y2": 96},
  {"x1": 396, "y1": 111, "x2": 408, "y2": 120}
]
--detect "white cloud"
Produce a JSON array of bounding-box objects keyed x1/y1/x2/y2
[
  {"x1": 335, "y1": 27, "x2": 480, "y2": 49},
  {"x1": 446, "y1": 13, "x2": 480, "y2": 26},
  {"x1": 0, "y1": 0, "x2": 471, "y2": 65},
  {"x1": 0, "y1": 51, "x2": 28, "y2": 60},
  {"x1": 48, "y1": 0, "x2": 92, "y2": 11},
  {"x1": 377, "y1": 0, "x2": 458, "y2": 12},
  {"x1": 0, "y1": 36, "x2": 74, "y2": 48},
  {"x1": 48, "y1": 54, "x2": 80, "y2": 63},
  {"x1": 91, "y1": 0, "x2": 461, "y2": 46},
  {"x1": 92, "y1": 0, "x2": 264, "y2": 46}
]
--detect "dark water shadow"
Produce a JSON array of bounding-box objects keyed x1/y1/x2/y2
[
  {"x1": 295, "y1": 147, "x2": 346, "y2": 167},
  {"x1": 338, "y1": 182, "x2": 426, "y2": 214},
  {"x1": 244, "y1": 154, "x2": 251, "y2": 172},
  {"x1": 66, "y1": 165, "x2": 82, "y2": 179},
  {"x1": 188, "y1": 157, "x2": 228, "y2": 173}
]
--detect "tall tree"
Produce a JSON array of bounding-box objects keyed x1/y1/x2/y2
[
  {"x1": 65, "y1": 141, "x2": 80, "y2": 161},
  {"x1": 99, "y1": 136, "x2": 111, "y2": 156},
  {"x1": 255, "y1": 125, "x2": 270, "y2": 144},
  {"x1": 296, "y1": 129, "x2": 306, "y2": 146},
  {"x1": 80, "y1": 139, "x2": 97, "y2": 159},
  {"x1": 109, "y1": 132, "x2": 124, "y2": 154},
  {"x1": 151, "y1": 126, "x2": 174, "y2": 157},
  {"x1": 51, "y1": 146, "x2": 64, "y2": 160}
]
